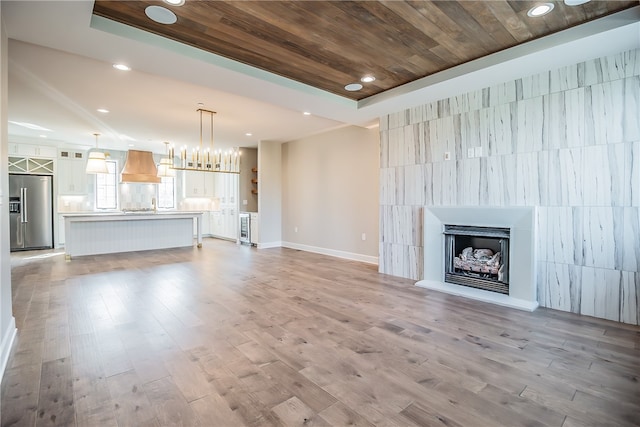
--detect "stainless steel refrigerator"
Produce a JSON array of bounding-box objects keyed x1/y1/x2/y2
[{"x1": 9, "y1": 174, "x2": 54, "y2": 251}]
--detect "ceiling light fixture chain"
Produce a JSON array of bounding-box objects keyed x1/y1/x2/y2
[{"x1": 199, "y1": 107, "x2": 204, "y2": 169}]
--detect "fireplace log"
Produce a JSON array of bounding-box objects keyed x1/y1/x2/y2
[{"x1": 454, "y1": 248, "x2": 501, "y2": 275}]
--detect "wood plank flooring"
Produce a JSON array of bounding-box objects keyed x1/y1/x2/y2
[{"x1": 2, "y1": 239, "x2": 639, "y2": 426}]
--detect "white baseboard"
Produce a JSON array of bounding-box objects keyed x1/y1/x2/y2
[
  {"x1": 282, "y1": 241, "x2": 378, "y2": 265},
  {"x1": 258, "y1": 241, "x2": 282, "y2": 249},
  {"x1": 0, "y1": 316, "x2": 17, "y2": 382}
]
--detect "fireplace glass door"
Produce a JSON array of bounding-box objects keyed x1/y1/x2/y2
[{"x1": 443, "y1": 225, "x2": 510, "y2": 294}]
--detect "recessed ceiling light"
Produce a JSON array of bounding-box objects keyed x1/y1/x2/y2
[
  {"x1": 97, "y1": 108, "x2": 109, "y2": 114},
  {"x1": 564, "y1": 0, "x2": 591, "y2": 5},
  {"x1": 113, "y1": 63, "x2": 131, "y2": 71},
  {"x1": 163, "y1": 0, "x2": 185, "y2": 5},
  {"x1": 527, "y1": 3, "x2": 554, "y2": 17},
  {"x1": 361, "y1": 75, "x2": 376, "y2": 83},
  {"x1": 128, "y1": 144, "x2": 135, "y2": 147},
  {"x1": 245, "y1": 133, "x2": 252, "y2": 136},
  {"x1": 145, "y1": 5, "x2": 178, "y2": 24},
  {"x1": 303, "y1": 111, "x2": 311, "y2": 116},
  {"x1": 39, "y1": 135, "x2": 47, "y2": 138},
  {"x1": 344, "y1": 83, "x2": 363, "y2": 92}
]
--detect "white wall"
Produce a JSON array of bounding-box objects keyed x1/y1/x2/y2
[
  {"x1": 257, "y1": 141, "x2": 281, "y2": 247},
  {"x1": 282, "y1": 125, "x2": 379, "y2": 263},
  {"x1": 0, "y1": 3, "x2": 17, "y2": 382},
  {"x1": 379, "y1": 48, "x2": 640, "y2": 325}
]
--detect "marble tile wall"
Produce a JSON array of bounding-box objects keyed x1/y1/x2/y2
[
  {"x1": 119, "y1": 183, "x2": 158, "y2": 210},
  {"x1": 379, "y1": 48, "x2": 640, "y2": 325}
]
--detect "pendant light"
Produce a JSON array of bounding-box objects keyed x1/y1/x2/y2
[
  {"x1": 86, "y1": 133, "x2": 108, "y2": 174},
  {"x1": 157, "y1": 141, "x2": 175, "y2": 177}
]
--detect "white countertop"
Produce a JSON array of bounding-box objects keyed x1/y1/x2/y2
[{"x1": 63, "y1": 211, "x2": 204, "y2": 221}]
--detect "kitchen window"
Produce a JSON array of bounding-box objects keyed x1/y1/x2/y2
[
  {"x1": 95, "y1": 160, "x2": 118, "y2": 209},
  {"x1": 157, "y1": 176, "x2": 175, "y2": 209}
]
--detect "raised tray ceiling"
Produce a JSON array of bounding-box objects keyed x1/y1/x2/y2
[{"x1": 93, "y1": 0, "x2": 637, "y2": 100}]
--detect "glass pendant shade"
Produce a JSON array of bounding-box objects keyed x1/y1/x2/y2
[
  {"x1": 157, "y1": 157, "x2": 175, "y2": 177},
  {"x1": 86, "y1": 151, "x2": 108, "y2": 174}
]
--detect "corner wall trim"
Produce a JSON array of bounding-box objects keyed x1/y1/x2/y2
[
  {"x1": 282, "y1": 241, "x2": 379, "y2": 265},
  {"x1": 0, "y1": 317, "x2": 17, "y2": 383},
  {"x1": 257, "y1": 241, "x2": 282, "y2": 249}
]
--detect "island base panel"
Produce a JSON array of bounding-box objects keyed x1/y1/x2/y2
[{"x1": 66, "y1": 217, "x2": 194, "y2": 257}]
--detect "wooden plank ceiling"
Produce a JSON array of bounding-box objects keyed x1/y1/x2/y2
[{"x1": 93, "y1": 1, "x2": 637, "y2": 101}]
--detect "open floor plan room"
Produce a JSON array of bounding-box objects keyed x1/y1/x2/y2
[{"x1": 2, "y1": 239, "x2": 639, "y2": 426}]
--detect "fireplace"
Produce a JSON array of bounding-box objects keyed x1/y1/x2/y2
[
  {"x1": 417, "y1": 206, "x2": 538, "y2": 312},
  {"x1": 444, "y1": 225, "x2": 510, "y2": 294}
]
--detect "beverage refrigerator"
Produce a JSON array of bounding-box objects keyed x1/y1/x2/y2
[
  {"x1": 239, "y1": 212, "x2": 251, "y2": 244},
  {"x1": 9, "y1": 174, "x2": 54, "y2": 251}
]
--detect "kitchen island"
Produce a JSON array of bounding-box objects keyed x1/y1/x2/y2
[{"x1": 63, "y1": 211, "x2": 203, "y2": 259}]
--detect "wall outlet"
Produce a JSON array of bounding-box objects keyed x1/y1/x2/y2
[
  {"x1": 444, "y1": 151, "x2": 451, "y2": 161},
  {"x1": 467, "y1": 148, "x2": 475, "y2": 158},
  {"x1": 474, "y1": 146, "x2": 483, "y2": 157},
  {"x1": 242, "y1": 199, "x2": 248, "y2": 205},
  {"x1": 361, "y1": 233, "x2": 366, "y2": 241},
  {"x1": 294, "y1": 226, "x2": 298, "y2": 233}
]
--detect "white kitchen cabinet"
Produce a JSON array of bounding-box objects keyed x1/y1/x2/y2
[
  {"x1": 193, "y1": 212, "x2": 211, "y2": 237},
  {"x1": 224, "y1": 207, "x2": 238, "y2": 240},
  {"x1": 183, "y1": 170, "x2": 216, "y2": 197},
  {"x1": 213, "y1": 173, "x2": 227, "y2": 203},
  {"x1": 8, "y1": 143, "x2": 60, "y2": 174},
  {"x1": 59, "y1": 148, "x2": 85, "y2": 161},
  {"x1": 211, "y1": 209, "x2": 226, "y2": 239},
  {"x1": 228, "y1": 174, "x2": 238, "y2": 205},
  {"x1": 250, "y1": 212, "x2": 258, "y2": 245},
  {"x1": 57, "y1": 158, "x2": 88, "y2": 195},
  {"x1": 211, "y1": 173, "x2": 238, "y2": 204},
  {"x1": 210, "y1": 208, "x2": 237, "y2": 240},
  {"x1": 183, "y1": 170, "x2": 204, "y2": 197},
  {"x1": 210, "y1": 211, "x2": 223, "y2": 237},
  {"x1": 203, "y1": 173, "x2": 215, "y2": 198},
  {"x1": 8, "y1": 156, "x2": 55, "y2": 174},
  {"x1": 218, "y1": 174, "x2": 238, "y2": 240},
  {"x1": 224, "y1": 173, "x2": 239, "y2": 204},
  {"x1": 11, "y1": 143, "x2": 57, "y2": 158},
  {"x1": 183, "y1": 171, "x2": 238, "y2": 241}
]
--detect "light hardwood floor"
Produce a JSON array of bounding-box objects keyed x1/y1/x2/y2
[{"x1": 2, "y1": 239, "x2": 639, "y2": 427}]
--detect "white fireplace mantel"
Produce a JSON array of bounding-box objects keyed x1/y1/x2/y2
[{"x1": 416, "y1": 206, "x2": 538, "y2": 311}]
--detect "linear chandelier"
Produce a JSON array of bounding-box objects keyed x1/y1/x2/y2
[
  {"x1": 157, "y1": 141, "x2": 175, "y2": 178},
  {"x1": 172, "y1": 108, "x2": 240, "y2": 174}
]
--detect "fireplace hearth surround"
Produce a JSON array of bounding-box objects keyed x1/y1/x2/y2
[{"x1": 417, "y1": 207, "x2": 538, "y2": 311}]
